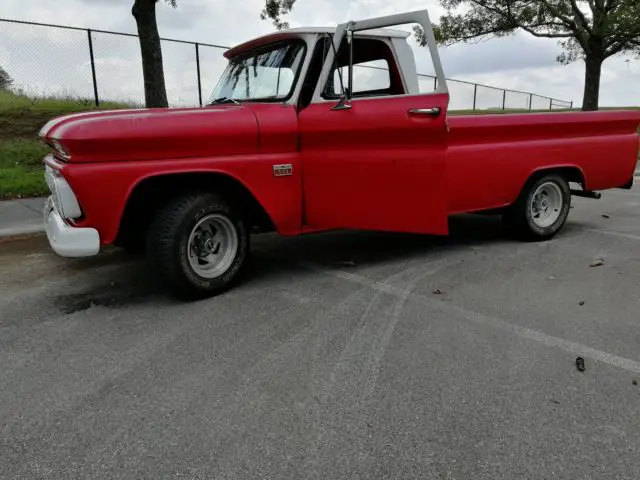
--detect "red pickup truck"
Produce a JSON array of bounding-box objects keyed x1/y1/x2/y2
[{"x1": 40, "y1": 10, "x2": 639, "y2": 298}]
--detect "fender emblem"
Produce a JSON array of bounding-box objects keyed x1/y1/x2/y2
[{"x1": 273, "y1": 164, "x2": 293, "y2": 177}]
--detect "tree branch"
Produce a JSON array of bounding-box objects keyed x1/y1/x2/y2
[
  {"x1": 569, "y1": 0, "x2": 594, "y2": 35},
  {"x1": 472, "y1": 0, "x2": 574, "y2": 36},
  {"x1": 520, "y1": 25, "x2": 573, "y2": 38},
  {"x1": 605, "y1": 36, "x2": 640, "y2": 56},
  {"x1": 532, "y1": 0, "x2": 577, "y2": 29},
  {"x1": 604, "y1": 0, "x2": 618, "y2": 12},
  {"x1": 424, "y1": 26, "x2": 515, "y2": 46},
  {"x1": 522, "y1": 0, "x2": 589, "y2": 48}
]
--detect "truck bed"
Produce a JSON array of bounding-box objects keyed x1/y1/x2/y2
[{"x1": 445, "y1": 110, "x2": 640, "y2": 214}]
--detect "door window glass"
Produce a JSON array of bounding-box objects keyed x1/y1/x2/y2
[{"x1": 323, "y1": 37, "x2": 404, "y2": 99}]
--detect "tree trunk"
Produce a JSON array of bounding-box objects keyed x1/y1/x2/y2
[
  {"x1": 581, "y1": 53, "x2": 603, "y2": 111},
  {"x1": 132, "y1": 0, "x2": 169, "y2": 108}
]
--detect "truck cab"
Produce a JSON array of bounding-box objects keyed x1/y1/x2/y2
[{"x1": 208, "y1": 12, "x2": 451, "y2": 236}]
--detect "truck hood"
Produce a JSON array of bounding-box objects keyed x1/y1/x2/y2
[{"x1": 39, "y1": 106, "x2": 259, "y2": 163}]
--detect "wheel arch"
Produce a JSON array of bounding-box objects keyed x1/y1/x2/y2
[
  {"x1": 525, "y1": 165, "x2": 587, "y2": 190},
  {"x1": 114, "y1": 171, "x2": 276, "y2": 248}
]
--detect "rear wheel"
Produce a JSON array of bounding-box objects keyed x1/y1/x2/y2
[
  {"x1": 147, "y1": 192, "x2": 249, "y2": 298},
  {"x1": 503, "y1": 173, "x2": 571, "y2": 240}
]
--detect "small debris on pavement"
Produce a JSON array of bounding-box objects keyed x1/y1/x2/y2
[
  {"x1": 548, "y1": 276, "x2": 555, "y2": 280},
  {"x1": 432, "y1": 288, "x2": 443, "y2": 295},
  {"x1": 590, "y1": 259, "x2": 604, "y2": 268},
  {"x1": 602, "y1": 214, "x2": 610, "y2": 219},
  {"x1": 336, "y1": 260, "x2": 356, "y2": 267},
  {"x1": 549, "y1": 399, "x2": 561, "y2": 405},
  {"x1": 633, "y1": 379, "x2": 638, "y2": 386},
  {"x1": 579, "y1": 301, "x2": 585, "y2": 306},
  {"x1": 576, "y1": 357, "x2": 586, "y2": 372}
]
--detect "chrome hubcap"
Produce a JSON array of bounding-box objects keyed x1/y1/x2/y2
[
  {"x1": 187, "y1": 214, "x2": 238, "y2": 278},
  {"x1": 530, "y1": 181, "x2": 563, "y2": 228}
]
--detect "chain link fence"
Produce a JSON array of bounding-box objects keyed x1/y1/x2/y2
[
  {"x1": 416, "y1": 74, "x2": 572, "y2": 111},
  {"x1": 0, "y1": 18, "x2": 573, "y2": 111}
]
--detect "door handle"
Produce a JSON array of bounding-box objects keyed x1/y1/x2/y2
[{"x1": 408, "y1": 107, "x2": 441, "y2": 117}]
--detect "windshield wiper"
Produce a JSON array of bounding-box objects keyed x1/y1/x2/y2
[{"x1": 209, "y1": 97, "x2": 240, "y2": 105}]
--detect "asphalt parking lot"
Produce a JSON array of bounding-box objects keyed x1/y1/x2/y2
[{"x1": 1, "y1": 189, "x2": 640, "y2": 480}]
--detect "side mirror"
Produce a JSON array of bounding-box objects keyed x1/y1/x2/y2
[
  {"x1": 330, "y1": 22, "x2": 355, "y2": 111},
  {"x1": 331, "y1": 95, "x2": 352, "y2": 111}
]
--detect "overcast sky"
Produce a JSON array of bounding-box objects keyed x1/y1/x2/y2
[{"x1": 0, "y1": 0, "x2": 638, "y2": 108}]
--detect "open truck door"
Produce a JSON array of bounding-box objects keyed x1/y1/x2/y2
[{"x1": 298, "y1": 10, "x2": 451, "y2": 235}]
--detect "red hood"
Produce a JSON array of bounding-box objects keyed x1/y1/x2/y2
[{"x1": 39, "y1": 105, "x2": 259, "y2": 163}]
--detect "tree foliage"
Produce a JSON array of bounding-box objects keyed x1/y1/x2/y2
[
  {"x1": 0, "y1": 65, "x2": 13, "y2": 90},
  {"x1": 414, "y1": 0, "x2": 640, "y2": 110},
  {"x1": 261, "y1": 0, "x2": 297, "y2": 30}
]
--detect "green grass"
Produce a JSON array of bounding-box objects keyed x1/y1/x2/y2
[
  {"x1": 0, "y1": 90, "x2": 136, "y2": 199},
  {"x1": 0, "y1": 89, "x2": 134, "y2": 113},
  {"x1": 0, "y1": 139, "x2": 50, "y2": 198},
  {"x1": 0, "y1": 90, "x2": 135, "y2": 141}
]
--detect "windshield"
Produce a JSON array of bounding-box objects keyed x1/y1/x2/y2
[{"x1": 209, "y1": 41, "x2": 306, "y2": 103}]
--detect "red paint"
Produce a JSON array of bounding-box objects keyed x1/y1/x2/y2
[
  {"x1": 42, "y1": 106, "x2": 259, "y2": 163},
  {"x1": 41, "y1": 99, "x2": 640, "y2": 247},
  {"x1": 299, "y1": 93, "x2": 450, "y2": 234},
  {"x1": 446, "y1": 110, "x2": 640, "y2": 213}
]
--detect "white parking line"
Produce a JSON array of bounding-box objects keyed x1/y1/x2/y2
[
  {"x1": 304, "y1": 263, "x2": 640, "y2": 375},
  {"x1": 578, "y1": 227, "x2": 640, "y2": 242}
]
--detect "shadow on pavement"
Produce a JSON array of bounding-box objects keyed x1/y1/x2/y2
[
  {"x1": 247, "y1": 214, "x2": 509, "y2": 283},
  {"x1": 48, "y1": 214, "x2": 511, "y2": 309}
]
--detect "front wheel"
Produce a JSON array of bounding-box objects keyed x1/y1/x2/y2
[
  {"x1": 147, "y1": 192, "x2": 249, "y2": 298},
  {"x1": 503, "y1": 174, "x2": 571, "y2": 241}
]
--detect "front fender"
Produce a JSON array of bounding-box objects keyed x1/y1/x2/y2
[{"x1": 61, "y1": 154, "x2": 303, "y2": 244}]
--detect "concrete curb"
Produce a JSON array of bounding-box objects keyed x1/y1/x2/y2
[
  {"x1": 0, "y1": 197, "x2": 47, "y2": 239},
  {"x1": 0, "y1": 224, "x2": 45, "y2": 238}
]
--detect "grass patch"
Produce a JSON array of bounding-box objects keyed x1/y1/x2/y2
[
  {"x1": 0, "y1": 89, "x2": 135, "y2": 140},
  {"x1": 0, "y1": 89, "x2": 132, "y2": 112},
  {"x1": 0, "y1": 90, "x2": 136, "y2": 199},
  {"x1": 0, "y1": 139, "x2": 50, "y2": 199}
]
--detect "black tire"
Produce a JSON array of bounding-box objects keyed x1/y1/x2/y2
[
  {"x1": 147, "y1": 192, "x2": 249, "y2": 299},
  {"x1": 503, "y1": 173, "x2": 571, "y2": 241}
]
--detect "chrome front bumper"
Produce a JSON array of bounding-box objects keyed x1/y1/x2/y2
[{"x1": 44, "y1": 197, "x2": 100, "y2": 257}]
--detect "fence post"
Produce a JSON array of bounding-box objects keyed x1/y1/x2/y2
[
  {"x1": 87, "y1": 29, "x2": 99, "y2": 107},
  {"x1": 549, "y1": 98, "x2": 552, "y2": 111},
  {"x1": 195, "y1": 42, "x2": 203, "y2": 107},
  {"x1": 528, "y1": 93, "x2": 533, "y2": 111},
  {"x1": 570, "y1": 100, "x2": 574, "y2": 109},
  {"x1": 472, "y1": 84, "x2": 477, "y2": 110},
  {"x1": 502, "y1": 90, "x2": 506, "y2": 110}
]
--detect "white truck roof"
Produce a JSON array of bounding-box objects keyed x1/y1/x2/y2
[
  {"x1": 278, "y1": 26, "x2": 411, "y2": 38},
  {"x1": 224, "y1": 27, "x2": 410, "y2": 59}
]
